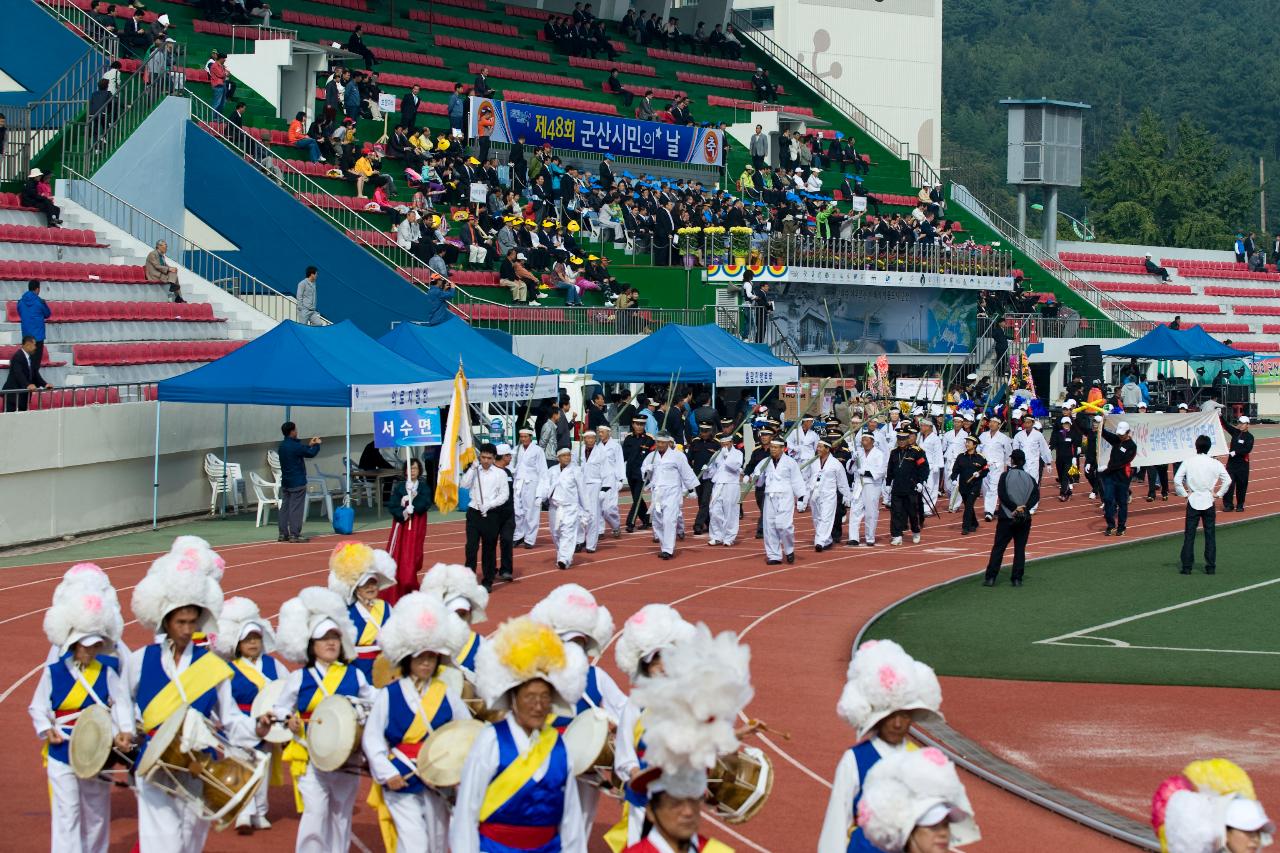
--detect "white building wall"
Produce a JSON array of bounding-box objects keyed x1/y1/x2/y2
[{"x1": 733, "y1": 0, "x2": 942, "y2": 166}]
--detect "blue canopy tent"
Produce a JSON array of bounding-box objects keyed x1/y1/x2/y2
[
  {"x1": 1103, "y1": 325, "x2": 1254, "y2": 360},
  {"x1": 153, "y1": 320, "x2": 451, "y2": 526},
  {"x1": 585, "y1": 324, "x2": 798, "y2": 386},
  {"x1": 379, "y1": 316, "x2": 544, "y2": 378}
]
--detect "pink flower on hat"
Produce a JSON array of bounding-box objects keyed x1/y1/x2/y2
[
  {"x1": 566, "y1": 592, "x2": 596, "y2": 611},
  {"x1": 176, "y1": 556, "x2": 199, "y2": 573},
  {"x1": 83, "y1": 593, "x2": 103, "y2": 613},
  {"x1": 627, "y1": 611, "x2": 647, "y2": 626},
  {"x1": 417, "y1": 610, "x2": 437, "y2": 630},
  {"x1": 68, "y1": 562, "x2": 105, "y2": 577},
  {"x1": 856, "y1": 799, "x2": 873, "y2": 827},
  {"x1": 858, "y1": 639, "x2": 879, "y2": 652},
  {"x1": 878, "y1": 664, "x2": 903, "y2": 692},
  {"x1": 921, "y1": 747, "x2": 947, "y2": 766}
]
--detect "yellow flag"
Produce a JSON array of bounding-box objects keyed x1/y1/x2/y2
[{"x1": 434, "y1": 365, "x2": 476, "y2": 513}]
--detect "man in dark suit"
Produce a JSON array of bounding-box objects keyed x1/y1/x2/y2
[
  {"x1": 3, "y1": 336, "x2": 51, "y2": 412},
  {"x1": 399, "y1": 84, "x2": 421, "y2": 131},
  {"x1": 654, "y1": 198, "x2": 676, "y2": 266},
  {"x1": 472, "y1": 67, "x2": 495, "y2": 99}
]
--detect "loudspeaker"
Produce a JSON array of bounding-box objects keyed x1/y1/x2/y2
[{"x1": 1068, "y1": 344, "x2": 1103, "y2": 386}]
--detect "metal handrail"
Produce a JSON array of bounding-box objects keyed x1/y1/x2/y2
[
  {"x1": 184, "y1": 93, "x2": 508, "y2": 320},
  {"x1": 453, "y1": 303, "x2": 712, "y2": 335},
  {"x1": 950, "y1": 183, "x2": 1147, "y2": 333},
  {"x1": 728, "y1": 10, "x2": 942, "y2": 190},
  {"x1": 62, "y1": 167, "x2": 309, "y2": 324},
  {"x1": 0, "y1": 381, "x2": 158, "y2": 415},
  {"x1": 229, "y1": 24, "x2": 300, "y2": 54},
  {"x1": 61, "y1": 43, "x2": 187, "y2": 178},
  {"x1": 36, "y1": 0, "x2": 121, "y2": 59}
]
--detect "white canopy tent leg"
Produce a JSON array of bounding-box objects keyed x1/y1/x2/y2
[{"x1": 152, "y1": 401, "x2": 161, "y2": 529}]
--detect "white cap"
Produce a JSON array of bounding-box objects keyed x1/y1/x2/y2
[
  {"x1": 1062, "y1": 399, "x2": 1076, "y2": 409},
  {"x1": 1138, "y1": 402, "x2": 1148, "y2": 409},
  {"x1": 310, "y1": 618, "x2": 341, "y2": 640},
  {"x1": 1239, "y1": 415, "x2": 1250, "y2": 424},
  {"x1": 1060, "y1": 416, "x2": 1071, "y2": 423},
  {"x1": 518, "y1": 427, "x2": 534, "y2": 435},
  {"x1": 1178, "y1": 402, "x2": 1188, "y2": 409},
  {"x1": 516, "y1": 252, "x2": 527, "y2": 260},
  {"x1": 1116, "y1": 421, "x2": 1131, "y2": 435},
  {"x1": 238, "y1": 622, "x2": 264, "y2": 642},
  {"x1": 445, "y1": 595, "x2": 472, "y2": 613},
  {"x1": 917, "y1": 803, "x2": 952, "y2": 828},
  {"x1": 69, "y1": 633, "x2": 105, "y2": 649},
  {"x1": 597, "y1": 423, "x2": 612, "y2": 432},
  {"x1": 556, "y1": 447, "x2": 573, "y2": 457},
  {"x1": 495, "y1": 443, "x2": 513, "y2": 456},
  {"x1": 1225, "y1": 797, "x2": 1274, "y2": 833},
  {"x1": 1093, "y1": 415, "x2": 1104, "y2": 423}
]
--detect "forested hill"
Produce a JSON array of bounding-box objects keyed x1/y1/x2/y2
[{"x1": 941, "y1": 0, "x2": 1280, "y2": 245}]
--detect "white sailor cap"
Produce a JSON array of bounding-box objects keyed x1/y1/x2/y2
[
  {"x1": 556, "y1": 447, "x2": 573, "y2": 457},
  {"x1": 518, "y1": 427, "x2": 534, "y2": 435}
]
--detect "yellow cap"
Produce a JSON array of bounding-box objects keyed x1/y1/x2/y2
[
  {"x1": 452, "y1": 209, "x2": 469, "y2": 221},
  {"x1": 567, "y1": 220, "x2": 580, "y2": 232},
  {"x1": 542, "y1": 219, "x2": 555, "y2": 227},
  {"x1": 587, "y1": 254, "x2": 599, "y2": 261},
  {"x1": 468, "y1": 156, "x2": 480, "y2": 165},
  {"x1": 569, "y1": 256, "x2": 583, "y2": 265}
]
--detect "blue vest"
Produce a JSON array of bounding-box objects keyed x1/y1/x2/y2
[
  {"x1": 45, "y1": 654, "x2": 118, "y2": 765},
  {"x1": 229, "y1": 655, "x2": 280, "y2": 711},
  {"x1": 349, "y1": 601, "x2": 389, "y2": 682},
  {"x1": 136, "y1": 644, "x2": 219, "y2": 730},
  {"x1": 847, "y1": 740, "x2": 888, "y2": 853},
  {"x1": 382, "y1": 680, "x2": 455, "y2": 794},
  {"x1": 550, "y1": 666, "x2": 603, "y2": 729},
  {"x1": 457, "y1": 630, "x2": 482, "y2": 675},
  {"x1": 296, "y1": 662, "x2": 362, "y2": 715},
  {"x1": 481, "y1": 721, "x2": 569, "y2": 853}
]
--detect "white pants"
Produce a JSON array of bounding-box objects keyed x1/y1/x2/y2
[
  {"x1": 983, "y1": 466, "x2": 1005, "y2": 516},
  {"x1": 384, "y1": 786, "x2": 450, "y2": 851},
  {"x1": 137, "y1": 771, "x2": 210, "y2": 853},
  {"x1": 49, "y1": 759, "x2": 110, "y2": 853},
  {"x1": 579, "y1": 480, "x2": 603, "y2": 550},
  {"x1": 945, "y1": 464, "x2": 963, "y2": 512},
  {"x1": 849, "y1": 482, "x2": 881, "y2": 544},
  {"x1": 578, "y1": 779, "x2": 602, "y2": 845},
  {"x1": 811, "y1": 490, "x2": 838, "y2": 547},
  {"x1": 762, "y1": 492, "x2": 795, "y2": 560},
  {"x1": 651, "y1": 485, "x2": 682, "y2": 554},
  {"x1": 549, "y1": 501, "x2": 580, "y2": 566},
  {"x1": 925, "y1": 467, "x2": 941, "y2": 508},
  {"x1": 513, "y1": 478, "x2": 541, "y2": 545},
  {"x1": 295, "y1": 764, "x2": 360, "y2": 853},
  {"x1": 600, "y1": 483, "x2": 621, "y2": 533},
  {"x1": 708, "y1": 482, "x2": 740, "y2": 544}
]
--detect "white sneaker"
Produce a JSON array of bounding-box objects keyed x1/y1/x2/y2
[
  {"x1": 911, "y1": 533, "x2": 921, "y2": 544},
  {"x1": 1089, "y1": 492, "x2": 1096, "y2": 500},
  {"x1": 708, "y1": 539, "x2": 719, "y2": 546},
  {"x1": 235, "y1": 811, "x2": 253, "y2": 831},
  {"x1": 253, "y1": 816, "x2": 272, "y2": 829},
  {"x1": 891, "y1": 536, "x2": 903, "y2": 545}
]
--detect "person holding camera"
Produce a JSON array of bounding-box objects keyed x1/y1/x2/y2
[
  {"x1": 278, "y1": 421, "x2": 321, "y2": 542},
  {"x1": 982, "y1": 448, "x2": 1040, "y2": 587}
]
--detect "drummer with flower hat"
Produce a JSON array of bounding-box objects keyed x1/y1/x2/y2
[
  {"x1": 450, "y1": 616, "x2": 590, "y2": 852},
  {"x1": 420, "y1": 562, "x2": 491, "y2": 678},
  {"x1": 129, "y1": 544, "x2": 270, "y2": 851},
  {"x1": 42, "y1": 562, "x2": 131, "y2": 664},
  {"x1": 327, "y1": 540, "x2": 396, "y2": 683},
  {"x1": 818, "y1": 639, "x2": 944, "y2": 853},
  {"x1": 270, "y1": 586, "x2": 374, "y2": 853},
  {"x1": 362, "y1": 592, "x2": 473, "y2": 851},
  {"x1": 855, "y1": 747, "x2": 980, "y2": 853},
  {"x1": 30, "y1": 574, "x2": 134, "y2": 853}
]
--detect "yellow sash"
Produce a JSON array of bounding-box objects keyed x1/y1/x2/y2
[
  {"x1": 368, "y1": 677, "x2": 451, "y2": 853},
  {"x1": 141, "y1": 652, "x2": 233, "y2": 732},
  {"x1": 704, "y1": 840, "x2": 735, "y2": 853},
  {"x1": 233, "y1": 658, "x2": 268, "y2": 692},
  {"x1": 458, "y1": 630, "x2": 479, "y2": 665},
  {"x1": 357, "y1": 600, "x2": 386, "y2": 647},
  {"x1": 604, "y1": 713, "x2": 649, "y2": 853},
  {"x1": 41, "y1": 659, "x2": 104, "y2": 769},
  {"x1": 283, "y1": 662, "x2": 351, "y2": 812},
  {"x1": 479, "y1": 725, "x2": 561, "y2": 822}
]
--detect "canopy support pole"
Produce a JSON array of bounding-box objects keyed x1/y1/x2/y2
[
  {"x1": 152, "y1": 401, "x2": 161, "y2": 529},
  {"x1": 221, "y1": 404, "x2": 229, "y2": 518},
  {"x1": 345, "y1": 407, "x2": 352, "y2": 506}
]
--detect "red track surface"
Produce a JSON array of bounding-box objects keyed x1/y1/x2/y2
[{"x1": 2, "y1": 438, "x2": 1275, "y2": 852}]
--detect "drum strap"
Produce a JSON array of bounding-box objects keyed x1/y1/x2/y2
[
  {"x1": 479, "y1": 725, "x2": 560, "y2": 822},
  {"x1": 53, "y1": 659, "x2": 106, "y2": 734}
]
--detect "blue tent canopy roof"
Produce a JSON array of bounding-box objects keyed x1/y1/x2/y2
[
  {"x1": 157, "y1": 320, "x2": 449, "y2": 406},
  {"x1": 1103, "y1": 325, "x2": 1252, "y2": 360},
  {"x1": 585, "y1": 324, "x2": 797, "y2": 383},
  {"x1": 378, "y1": 316, "x2": 544, "y2": 378}
]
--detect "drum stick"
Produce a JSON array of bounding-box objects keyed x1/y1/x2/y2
[{"x1": 747, "y1": 718, "x2": 792, "y2": 741}]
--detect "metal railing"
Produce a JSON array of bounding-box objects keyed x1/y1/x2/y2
[
  {"x1": 1018, "y1": 314, "x2": 1158, "y2": 340},
  {"x1": 61, "y1": 43, "x2": 187, "y2": 177},
  {"x1": 0, "y1": 381, "x2": 156, "y2": 415},
  {"x1": 454, "y1": 303, "x2": 713, "y2": 336},
  {"x1": 490, "y1": 140, "x2": 722, "y2": 185},
  {"x1": 36, "y1": 0, "x2": 121, "y2": 59},
  {"x1": 230, "y1": 24, "x2": 300, "y2": 54},
  {"x1": 729, "y1": 10, "x2": 942, "y2": 189},
  {"x1": 949, "y1": 182, "x2": 1148, "y2": 333},
  {"x1": 62, "y1": 168, "x2": 308, "y2": 324}
]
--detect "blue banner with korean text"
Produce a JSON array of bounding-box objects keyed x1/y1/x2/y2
[
  {"x1": 374, "y1": 408, "x2": 443, "y2": 448},
  {"x1": 468, "y1": 96, "x2": 724, "y2": 166}
]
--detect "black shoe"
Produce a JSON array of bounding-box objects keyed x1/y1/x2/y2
[
  {"x1": 1011, "y1": 578, "x2": 1023, "y2": 587},
  {"x1": 754, "y1": 531, "x2": 763, "y2": 539},
  {"x1": 521, "y1": 542, "x2": 534, "y2": 549},
  {"x1": 982, "y1": 577, "x2": 996, "y2": 587},
  {"x1": 1116, "y1": 527, "x2": 1126, "y2": 536},
  {"x1": 575, "y1": 544, "x2": 585, "y2": 552},
  {"x1": 1104, "y1": 527, "x2": 1113, "y2": 537},
  {"x1": 482, "y1": 581, "x2": 493, "y2": 591},
  {"x1": 289, "y1": 535, "x2": 311, "y2": 543},
  {"x1": 846, "y1": 540, "x2": 860, "y2": 546},
  {"x1": 556, "y1": 561, "x2": 568, "y2": 570},
  {"x1": 1223, "y1": 503, "x2": 1234, "y2": 511},
  {"x1": 983, "y1": 513, "x2": 993, "y2": 522},
  {"x1": 766, "y1": 559, "x2": 781, "y2": 565},
  {"x1": 277, "y1": 535, "x2": 288, "y2": 542},
  {"x1": 1146, "y1": 496, "x2": 1155, "y2": 502},
  {"x1": 677, "y1": 532, "x2": 685, "y2": 540},
  {"x1": 659, "y1": 552, "x2": 672, "y2": 560},
  {"x1": 498, "y1": 572, "x2": 513, "y2": 582},
  {"x1": 1180, "y1": 567, "x2": 1192, "y2": 575},
  {"x1": 815, "y1": 544, "x2": 824, "y2": 553},
  {"x1": 585, "y1": 548, "x2": 596, "y2": 553},
  {"x1": 693, "y1": 526, "x2": 706, "y2": 535},
  {"x1": 625, "y1": 525, "x2": 635, "y2": 533},
  {"x1": 785, "y1": 552, "x2": 795, "y2": 564},
  {"x1": 1236, "y1": 507, "x2": 1245, "y2": 513},
  {"x1": 1205, "y1": 567, "x2": 1216, "y2": 574}
]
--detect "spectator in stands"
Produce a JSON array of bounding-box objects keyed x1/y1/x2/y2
[
  {"x1": 1248, "y1": 250, "x2": 1266, "y2": 273},
  {"x1": 144, "y1": 36, "x2": 175, "y2": 93},
  {"x1": 1169, "y1": 315, "x2": 1182, "y2": 330},
  {"x1": 3, "y1": 336, "x2": 51, "y2": 412},
  {"x1": 472, "y1": 67, "x2": 495, "y2": 99},
  {"x1": 103, "y1": 60, "x2": 123, "y2": 95},
  {"x1": 342, "y1": 71, "x2": 361, "y2": 122},
  {"x1": 447, "y1": 83, "x2": 466, "y2": 137},
  {"x1": 359, "y1": 71, "x2": 383, "y2": 120},
  {"x1": 209, "y1": 52, "x2": 229, "y2": 113},
  {"x1": 750, "y1": 124, "x2": 769, "y2": 171},
  {"x1": 427, "y1": 243, "x2": 451, "y2": 282},
  {"x1": 1233, "y1": 233, "x2": 1246, "y2": 263},
  {"x1": 398, "y1": 83, "x2": 421, "y2": 132},
  {"x1": 287, "y1": 111, "x2": 324, "y2": 163},
  {"x1": 752, "y1": 68, "x2": 778, "y2": 103},
  {"x1": 502, "y1": 249, "x2": 541, "y2": 305},
  {"x1": 423, "y1": 275, "x2": 455, "y2": 324},
  {"x1": 277, "y1": 422, "x2": 320, "y2": 542},
  {"x1": 323, "y1": 67, "x2": 343, "y2": 121},
  {"x1": 1143, "y1": 252, "x2": 1171, "y2": 282},
  {"x1": 620, "y1": 9, "x2": 638, "y2": 39},
  {"x1": 121, "y1": 13, "x2": 149, "y2": 55},
  {"x1": 21, "y1": 168, "x2": 60, "y2": 228},
  {"x1": 691, "y1": 21, "x2": 708, "y2": 54},
  {"x1": 606, "y1": 69, "x2": 634, "y2": 106},
  {"x1": 346, "y1": 25, "x2": 375, "y2": 70},
  {"x1": 293, "y1": 266, "x2": 319, "y2": 325},
  {"x1": 18, "y1": 280, "x2": 50, "y2": 372},
  {"x1": 146, "y1": 240, "x2": 185, "y2": 303},
  {"x1": 88, "y1": 79, "x2": 113, "y2": 132},
  {"x1": 721, "y1": 26, "x2": 744, "y2": 59},
  {"x1": 637, "y1": 90, "x2": 657, "y2": 122},
  {"x1": 149, "y1": 12, "x2": 171, "y2": 42}
]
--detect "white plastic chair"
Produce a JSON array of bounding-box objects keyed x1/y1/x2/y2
[
  {"x1": 343, "y1": 456, "x2": 377, "y2": 508},
  {"x1": 204, "y1": 453, "x2": 246, "y2": 514},
  {"x1": 249, "y1": 471, "x2": 281, "y2": 527},
  {"x1": 305, "y1": 476, "x2": 334, "y2": 520}
]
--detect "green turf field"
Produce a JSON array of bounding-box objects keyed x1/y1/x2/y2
[{"x1": 863, "y1": 515, "x2": 1280, "y2": 690}]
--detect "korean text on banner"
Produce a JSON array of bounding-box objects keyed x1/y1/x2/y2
[
  {"x1": 714, "y1": 366, "x2": 799, "y2": 386},
  {"x1": 352, "y1": 381, "x2": 452, "y2": 413},
  {"x1": 434, "y1": 367, "x2": 477, "y2": 513},
  {"x1": 374, "y1": 408, "x2": 442, "y2": 448},
  {"x1": 1097, "y1": 410, "x2": 1228, "y2": 469},
  {"x1": 467, "y1": 96, "x2": 724, "y2": 166}
]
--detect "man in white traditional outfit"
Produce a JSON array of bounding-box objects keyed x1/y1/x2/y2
[
  {"x1": 750, "y1": 437, "x2": 808, "y2": 564},
  {"x1": 705, "y1": 431, "x2": 744, "y2": 546},
  {"x1": 537, "y1": 447, "x2": 584, "y2": 570},
  {"x1": 847, "y1": 433, "x2": 887, "y2": 546},
  {"x1": 641, "y1": 432, "x2": 699, "y2": 560},
  {"x1": 596, "y1": 423, "x2": 627, "y2": 538},
  {"x1": 917, "y1": 419, "x2": 945, "y2": 510},
  {"x1": 512, "y1": 427, "x2": 546, "y2": 548},
  {"x1": 575, "y1": 429, "x2": 612, "y2": 553},
  {"x1": 786, "y1": 414, "x2": 820, "y2": 464},
  {"x1": 943, "y1": 414, "x2": 970, "y2": 512},
  {"x1": 808, "y1": 436, "x2": 852, "y2": 551},
  {"x1": 1010, "y1": 412, "x2": 1052, "y2": 487},
  {"x1": 978, "y1": 417, "x2": 1012, "y2": 521}
]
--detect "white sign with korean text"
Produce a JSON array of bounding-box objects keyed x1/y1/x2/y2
[
  {"x1": 377, "y1": 93, "x2": 397, "y2": 113},
  {"x1": 715, "y1": 366, "x2": 800, "y2": 386},
  {"x1": 1097, "y1": 410, "x2": 1228, "y2": 468}
]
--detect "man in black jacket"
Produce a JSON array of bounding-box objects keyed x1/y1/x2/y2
[
  {"x1": 885, "y1": 429, "x2": 928, "y2": 545},
  {"x1": 1098, "y1": 420, "x2": 1138, "y2": 536},
  {"x1": 399, "y1": 84, "x2": 421, "y2": 131},
  {"x1": 1222, "y1": 414, "x2": 1254, "y2": 511},
  {"x1": 653, "y1": 198, "x2": 676, "y2": 266},
  {"x1": 473, "y1": 67, "x2": 495, "y2": 98},
  {"x1": 983, "y1": 448, "x2": 1040, "y2": 587},
  {"x1": 3, "y1": 336, "x2": 51, "y2": 412},
  {"x1": 622, "y1": 417, "x2": 655, "y2": 531},
  {"x1": 686, "y1": 422, "x2": 718, "y2": 534},
  {"x1": 950, "y1": 434, "x2": 988, "y2": 534}
]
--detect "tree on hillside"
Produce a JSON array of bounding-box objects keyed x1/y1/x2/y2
[{"x1": 1081, "y1": 110, "x2": 1252, "y2": 249}]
